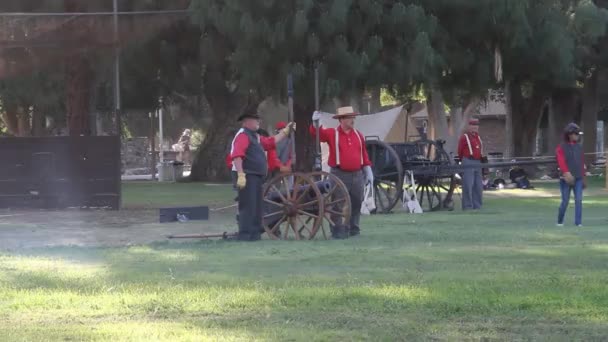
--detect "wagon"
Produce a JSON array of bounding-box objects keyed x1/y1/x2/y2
[{"x1": 365, "y1": 138, "x2": 458, "y2": 213}]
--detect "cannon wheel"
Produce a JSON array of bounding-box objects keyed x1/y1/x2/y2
[
  {"x1": 308, "y1": 171, "x2": 352, "y2": 239},
  {"x1": 262, "y1": 172, "x2": 324, "y2": 240},
  {"x1": 411, "y1": 140, "x2": 456, "y2": 211},
  {"x1": 365, "y1": 140, "x2": 404, "y2": 214}
]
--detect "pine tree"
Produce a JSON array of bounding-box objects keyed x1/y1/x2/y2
[{"x1": 189, "y1": 0, "x2": 439, "y2": 176}]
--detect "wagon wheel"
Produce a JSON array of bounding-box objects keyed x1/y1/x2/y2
[
  {"x1": 308, "y1": 171, "x2": 352, "y2": 239},
  {"x1": 365, "y1": 140, "x2": 404, "y2": 214},
  {"x1": 262, "y1": 172, "x2": 324, "y2": 240},
  {"x1": 414, "y1": 140, "x2": 456, "y2": 211}
]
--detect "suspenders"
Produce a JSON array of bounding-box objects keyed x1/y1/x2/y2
[
  {"x1": 464, "y1": 133, "x2": 483, "y2": 156},
  {"x1": 334, "y1": 129, "x2": 364, "y2": 167}
]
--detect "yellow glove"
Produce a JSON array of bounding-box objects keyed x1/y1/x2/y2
[
  {"x1": 281, "y1": 122, "x2": 296, "y2": 136},
  {"x1": 237, "y1": 172, "x2": 247, "y2": 189}
]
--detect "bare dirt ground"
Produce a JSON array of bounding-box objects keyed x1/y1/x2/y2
[
  {"x1": 0, "y1": 207, "x2": 236, "y2": 250},
  {"x1": 1, "y1": 181, "x2": 605, "y2": 251}
]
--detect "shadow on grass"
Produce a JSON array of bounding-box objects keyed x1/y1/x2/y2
[{"x1": 2, "y1": 189, "x2": 608, "y2": 340}]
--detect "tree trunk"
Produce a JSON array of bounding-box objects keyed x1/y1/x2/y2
[
  {"x1": 31, "y1": 107, "x2": 46, "y2": 136},
  {"x1": 64, "y1": 0, "x2": 92, "y2": 136},
  {"x1": 370, "y1": 87, "x2": 381, "y2": 112},
  {"x1": 1, "y1": 106, "x2": 19, "y2": 136},
  {"x1": 504, "y1": 80, "x2": 513, "y2": 158},
  {"x1": 509, "y1": 81, "x2": 549, "y2": 157},
  {"x1": 17, "y1": 106, "x2": 31, "y2": 136},
  {"x1": 294, "y1": 102, "x2": 315, "y2": 172},
  {"x1": 550, "y1": 88, "x2": 580, "y2": 150},
  {"x1": 189, "y1": 91, "x2": 249, "y2": 182},
  {"x1": 445, "y1": 96, "x2": 482, "y2": 156},
  {"x1": 581, "y1": 72, "x2": 598, "y2": 165},
  {"x1": 66, "y1": 55, "x2": 93, "y2": 136},
  {"x1": 426, "y1": 88, "x2": 449, "y2": 142}
]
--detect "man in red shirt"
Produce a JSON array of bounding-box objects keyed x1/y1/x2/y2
[
  {"x1": 457, "y1": 117, "x2": 484, "y2": 210},
  {"x1": 310, "y1": 106, "x2": 373, "y2": 239},
  {"x1": 229, "y1": 111, "x2": 294, "y2": 241},
  {"x1": 225, "y1": 128, "x2": 287, "y2": 181}
]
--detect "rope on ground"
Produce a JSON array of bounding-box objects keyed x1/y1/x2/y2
[{"x1": 210, "y1": 204, "x2": 237, "y2": 212}]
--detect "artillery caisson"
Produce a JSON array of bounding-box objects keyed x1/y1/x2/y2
[
  {"x1": 366, "y1": 138, "x2": 457, "y2": 213},
  {"x1": 366, "y1": 137, "x2": 557, "y2": 214}
]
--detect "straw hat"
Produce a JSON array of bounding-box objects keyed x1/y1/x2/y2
[{"x1": 333, "y1": 106, "x2": 359, "y2": 119}]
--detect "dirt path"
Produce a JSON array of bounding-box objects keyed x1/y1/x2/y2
[
  {"x1": 1, "y1": 182, "x2": 604, "y2": 250},
  {"x1": 0, "y1": 208, "x2": 236, "y2": 250}
]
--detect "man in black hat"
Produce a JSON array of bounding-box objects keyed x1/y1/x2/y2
[{"x1": 229, "y1": 111, "x2": 295, "y2": 241}]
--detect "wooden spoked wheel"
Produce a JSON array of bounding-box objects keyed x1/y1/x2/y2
[
  {"x1": 308, "y1": 171, "x2": 352, "y2": 240},
  {"x1": 409, "y1": 140, "x2": 457, "y2": 211},
  {"x1": 365, "y1": 139, "x2": 404, "y2": 214},
  {"x1": 262, "y1": 173, "x2": 324, "y2": 240}
]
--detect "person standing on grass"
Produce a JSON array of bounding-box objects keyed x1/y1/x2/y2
[
  {"x1": 556, "y1": 123, "x2": 586, "y2": 227},
  {"x1": 310, "y1": 106, "x2": 373, "y2": 239},
  {"x1": 270, "y1": 122, "x2": 294, "y2": 179},
  {"x1": 226, "y1": 128, "x2": 285, "y2": 183},
  {"x1": 457, "y1": 117, "x2": 484, "y2": 210},
  {"x1": 230, "y1": 111, "x2": 295, "y2": 241}
]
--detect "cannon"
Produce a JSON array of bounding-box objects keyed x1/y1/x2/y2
[
  {"x1": 366, "y1": 138, "x2": 557, "y2": 213},
  {"x1": 262, "y1": 171, "x2": 351, "y2": 240}
]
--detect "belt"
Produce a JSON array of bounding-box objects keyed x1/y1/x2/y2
[{"x1": 331, "y1": 167, "x2": 362, "y2": 173}]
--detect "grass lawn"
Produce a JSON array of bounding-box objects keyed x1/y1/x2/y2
[{"x1": 1, "y1": 179, "x2": 607, "y2": 341}]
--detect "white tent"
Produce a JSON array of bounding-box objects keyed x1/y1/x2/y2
[{"x1": 314, "y1": 105, "x2": 404, "y2": 171}]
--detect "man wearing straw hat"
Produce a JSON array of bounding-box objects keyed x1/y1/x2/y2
[{"x1": 310, "y1": 106, "x2": 373, "y2": 239}]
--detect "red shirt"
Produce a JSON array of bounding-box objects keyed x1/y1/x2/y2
[
  {"x1": 230, "y1": 132, "x2": 276, "y2": 160},
  {"x1": 555, "y1": 142, "x2": 585, "y2": 177},
  {"x1": 226, "y1": 150, "x2": 282, "y2": 171},
  {"x1": 309, "y1": 125, "x2": 372, "y2": 171},
  {"x1": 226, "y1": 130, "x2": 279, "y2": 171},
  {"x1": 266, "y1": 149, "x2": 283, "y2": 171},
  {"x1": 457, "y1": 132, "x2": 483, "y2": 160}
]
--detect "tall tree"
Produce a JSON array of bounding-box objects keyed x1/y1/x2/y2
[
  {"x1": 189, "y1": 0, "x2": 438, "y2": 178},
  {"x1": 490, "y1": 0, "x2": 608, "y2": 156}
]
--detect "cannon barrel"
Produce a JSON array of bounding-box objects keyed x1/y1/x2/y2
[
  {"x1": 266, "y1": 180, "x2": 331, "y2": 203},
  {"x1": 405, "y1": 158, "x2": 557, "y2": 176}
]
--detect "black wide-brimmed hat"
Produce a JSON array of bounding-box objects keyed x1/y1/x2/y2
[{"x1": 237, "y1": 112, "x2": 261, "y2": 121}]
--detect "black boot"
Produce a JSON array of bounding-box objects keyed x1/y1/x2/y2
[{"x1": 331, "y1": 224, "x2": 349, "y2": 240}]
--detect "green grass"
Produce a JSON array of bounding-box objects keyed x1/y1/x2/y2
[
  {"x1": 122, "y1": 182, "x2": 234, "y2": 209},
  {"x1": 1, "y1": 182, "x2": 608, "y2": 341}
]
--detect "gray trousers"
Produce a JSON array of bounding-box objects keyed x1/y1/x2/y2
[
  {"x1": 330, "y1": 168, "x2": 364, "y2": 233},
  {"x1": 461, "y1": 158, "x2": 483, "y2": 210},
  {"x1": 237, "y1": 174, "x2": 264, "y2": 241}
]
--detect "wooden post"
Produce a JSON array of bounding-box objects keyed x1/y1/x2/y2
[
  {"x1": 605, "y1": 152, "x2": 607, "y2": 190},
  {"x1": 149, "y1": 112, "x2": 156, "y2": 181}
]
